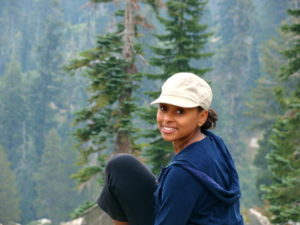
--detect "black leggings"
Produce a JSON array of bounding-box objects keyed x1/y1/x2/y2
[{"x1": 97, "y1": 154, "x2": 156, "y2": 225}]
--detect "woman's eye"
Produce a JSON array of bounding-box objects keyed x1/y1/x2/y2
[
  {"x1": 159, "y1": 106, "x2": 166, "y2": 111},
  {"x1": 176, "y1": 109, "x2": 184, "y2": 114}
]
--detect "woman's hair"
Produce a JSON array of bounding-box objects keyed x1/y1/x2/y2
[{"x1": 198, "y1": 107, "x2": 218, "y2": 131}]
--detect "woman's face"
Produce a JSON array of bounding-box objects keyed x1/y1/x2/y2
[{"x1": 156, "y1": 103, "x2": 207, "y2": 149}]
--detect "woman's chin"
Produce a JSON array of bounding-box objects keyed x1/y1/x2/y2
[{"x1": 160, "y1": 134, "x2": 175, "y2": 142}]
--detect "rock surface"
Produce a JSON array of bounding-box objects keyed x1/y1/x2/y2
[
  {"x1": 61, "y1": 205, "x2": 112, "y2": 225},
  {"x1": 248, "y1": 208, "x2": 271, "y2": 225}
]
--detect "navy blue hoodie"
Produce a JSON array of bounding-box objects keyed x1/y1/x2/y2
[{"x1": 153, "y1": 131, "x2": 244, "y2": 225}]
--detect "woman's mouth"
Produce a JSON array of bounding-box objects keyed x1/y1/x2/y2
[{"x1": 161, "y1": 126, "x2": 177, "y2": 134}]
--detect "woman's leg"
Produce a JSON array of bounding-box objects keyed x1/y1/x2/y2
[{"x1": 97, "y1": 154, "x2": 156, "y2": 225}]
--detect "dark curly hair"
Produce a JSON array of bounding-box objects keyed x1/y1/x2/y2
[{"x1": 198, "y1": 107, "x2": 218, "y2": 131}]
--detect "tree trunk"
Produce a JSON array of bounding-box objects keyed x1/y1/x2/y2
[{"x1": 115, "y1": 0, "x2": 138, "y2": 153}]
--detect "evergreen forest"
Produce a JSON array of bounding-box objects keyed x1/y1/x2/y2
[{"x1": 0, "y1": 0, "x2": 299, "y2": 224}]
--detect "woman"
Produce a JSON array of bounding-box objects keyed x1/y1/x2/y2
[{"x1": 98, "y1": 72, "x2": 244, "y2": 225}]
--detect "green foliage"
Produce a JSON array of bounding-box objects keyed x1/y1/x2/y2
[
  {"x1": 246, "y1": 7, "x2": 296, "y2": 207},
  {"x1": 0, "y1": 0, "x2": 132, "y2": 224},
  {"x1": 150, "y1": 0, "x2": 213, "y2": 77},
  {"x1": 66, "y1": 28, "x2": 140, "y2": 155},
  {"x1": 246, "y1": 30, "x2": 288, "y2": 129},
  {"x1": 28, "y1": 0, "x2": 65, "y2": 158},
  {"x1": 34, "y1": 129, "x2": 84, "y2": 224},
  {"x1": 66, "y1": 6, "x2": 146, "y2": 186},
  {"x1": 22, "y1": 4, "x2": 67, "y2": 222},
  {"x1": 0, "y1": 1, "x2": 23, "y2": 72},
  {"x1": 247, "y1": 29, "x2": 290, "y2": 203},
  {"x1": 262, "y1": 110, "x2": 300, "y2": 223},
  {"x1": 212, "y1": 0, "x2": 259, "y2": 208},
  {"x1": 0, "y1": 59, "x2": 27, "y2": 168},
  {"x1": 0, "y1": 146, "x2": 21, "y2": 224},
  {"x1": 254, "y1": 0, "x2": 289, "y2": 42},
  {"x1": 260, "y1": 8, "x2": 300, "y2": 224},
  {"x1": 70, "y1": 201, "x2": 96, "y2": 219},
  {"x1": 70, "y1": 154, "x2": 107, "y2": 188},
  {"x1": 141, "y1": 0, "x2": 213, "y2": 174},
  {"x1": 15, "y1": 136, "x2": 39, "y2": 224},
  {"x1": 71, "y1": 166, "x2": 102, "y2": 184},
  {"x1": 252, "y1": 130, "x2": 273, "y2": 200}
]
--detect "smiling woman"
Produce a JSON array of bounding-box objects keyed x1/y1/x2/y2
[{"x1": 97, "y1": 73, "x2": 244, "y2": 225}]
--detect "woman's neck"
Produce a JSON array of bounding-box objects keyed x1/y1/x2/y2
[{"x1": 173, "y1": 131, "x2": 205, "y2": 154}]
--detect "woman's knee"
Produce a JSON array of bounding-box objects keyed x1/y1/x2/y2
[{"x1": 105, "y1": 154, "x2": 141, "y2": 179}]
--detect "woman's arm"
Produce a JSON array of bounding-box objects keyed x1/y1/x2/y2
[{"x1": 154, "y1": 166, "x2": 202, "y2": 225}]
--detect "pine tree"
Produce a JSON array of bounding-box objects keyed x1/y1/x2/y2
[
  {"x1": 0, "y1": 146, "x2": 21, "y2": 224},
  {"x1": 66, "y1": 15, "x2": 139, "y2": 184},
  {"x1": 0, "y1": 58, "x2": 27, "y2": 169},
  {"x1": 214, "y1": 0, "x2": 256, "y2": 140},
  {"x1": 28, "y1": 0, "x2": 65, "y2": 158},
  {"x1": 255, "y1": 0, "x2": 289, "y2": 42},
  {"x1": 0, "y1": 0, "x2": 22, "y2": 73},
  {"x1": 35, "y1": 129, "x2": 84, "y2": 224},
  {"x1": 212, "y1": 0, "x2": 259, "y2": 207},
  {"x1": 66, "y1": 0, "x2": 160, "y2": 186},
  {"x1": 16, "y1": 136, "x2": 39, "y2": 224},
  {"x1": 141, "y1": 0, "x2": 213, "y2": 174},
  {"x1": 261, "y1": 7, "x2": 300, "y2": 223},
  {"x1": 247, "y1": 29, "x2": 292, "y2": 202}
]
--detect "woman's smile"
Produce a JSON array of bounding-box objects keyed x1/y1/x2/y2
[{"x1": 160, "y1": 126, "x2": 177, "y2": 134}]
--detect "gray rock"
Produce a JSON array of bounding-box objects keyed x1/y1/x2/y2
[
  {"x1": 248, "y1": 208, "x2": 271, "y2": 225},
  {"x1": 61, "y1": 205, "x2": 112, "y2": 225}
]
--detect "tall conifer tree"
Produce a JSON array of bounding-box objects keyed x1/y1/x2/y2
[
  {"x1": 261, "y1": 7, "x2": 300, "y2": 223},
  {"x1": 245, "y1": 0, "x2": 293, "y2": 206},
  {"x1": 141, "y1": 0, "x2": 213, "y2": 174},
  {"x1": 24, "y1": 1, "x2": 67, "y2": 221},
  {"x1": 212, "y1": 0, "x2": 258, "y2": 207},
  {"x1": 16, "y1": 137, "x2": 39, "y2": 224},
  {"x1": 0, "y1": 146, "x2": 21, "y2": 224},
  {"x1": 0, "y1": 59, "x2": 27, "y2": 168},
  {"x1": 28, "y1": 0, "x2": 64, "y2": 158},
  {"x1": 35, "y1": 130, "x2": 83, "y2": 224},
  {"x1": 66, "y1": 0, "x2": 160, "y2": 185},
  {"x1": 247, "y1": 29, "x2": 291, "y2": 201},
  {"x1": 0, "y1": 0, "x2": 22, "y2": 73},
  {"x1": 215, "y1": 0, "x2": 256, "y2": 142}
]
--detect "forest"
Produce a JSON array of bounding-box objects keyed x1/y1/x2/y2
[{"x1": 0, "y1": 0, "x2": 299, "y2": 224}]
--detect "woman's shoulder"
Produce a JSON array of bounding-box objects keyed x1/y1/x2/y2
[
  {"x1": 174, "y1": 140, "x2": 215, "y2": 168},
  {"x1": 161, "y1": 163, "x2": 203, "y2": 190}
]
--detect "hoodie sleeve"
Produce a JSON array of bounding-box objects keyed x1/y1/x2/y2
[{"x1": 154, "y1": 166, "x2": 203, "y2": 225}]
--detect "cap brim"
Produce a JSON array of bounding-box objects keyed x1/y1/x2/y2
[{"x1": 151, "y1": 95, "x2": 199, "y2": 108}]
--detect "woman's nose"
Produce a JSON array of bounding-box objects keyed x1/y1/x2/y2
[{"x1": 162, "y1": 111, "x2": 174, "y2": 122}]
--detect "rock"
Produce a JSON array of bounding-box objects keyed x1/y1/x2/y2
[
  {"x1": 248, "y1": 208, "x2": 271, "y2": 225},
  {"x1": 38, "y1": 219, "x2": 51, "y2": 225},
  {"x1": 60, "y1": 218, "x2": 83, "y2": 225},
  {"x1": 24, "y1": 218, "x2": 52, "y2": 225},
  {"x1": 61, "y1": 205, "x2": 112, "y2": 225},
  {"x1": 287, "y1": 222, "x2": 300, "y2": 225},
  {"x1": 2, "y1": 223, "x2": 21, "y2": 225}
]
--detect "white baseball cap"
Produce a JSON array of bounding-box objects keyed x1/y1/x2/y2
[{"x1": 151, "y1": 72, "x2": 212, "y2": 109}]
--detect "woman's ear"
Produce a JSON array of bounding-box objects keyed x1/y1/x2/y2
[{"x1": 198, "y1": 110, "x2": 208, "y2": 127}]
